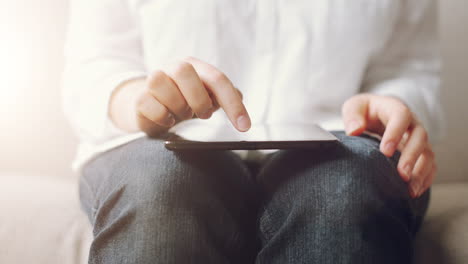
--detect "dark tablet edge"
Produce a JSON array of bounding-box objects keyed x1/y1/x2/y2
[{"x1": 164, "y1": 140, "x2": 339, "y2": 151}]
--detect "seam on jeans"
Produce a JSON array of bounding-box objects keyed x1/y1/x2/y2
[
  {"x1": 255, "y1": 149, "x2": 288, "y2": 183},
  {"x1": 79, "y1": 174, "x2": 99, "y2": 222},
  {"x1": 82, "y1": 160, "x2": 112, "y2": 223}
]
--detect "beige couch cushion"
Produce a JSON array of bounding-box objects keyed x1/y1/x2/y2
[
  {"x1": 0, "y1": 174, "x2": 92, "y2": 264},
  {"x1": 414, "y1": 182, "x2": 468, "y2": 264}
]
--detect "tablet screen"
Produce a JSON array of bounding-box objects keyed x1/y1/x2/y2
[{"x1": 165, "y1": 121, "x2": 338, "y2": 150}]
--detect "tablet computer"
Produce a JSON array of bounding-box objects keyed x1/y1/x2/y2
[{"x1": 164, "y1": 122, "x2": 339, "y2": 151}]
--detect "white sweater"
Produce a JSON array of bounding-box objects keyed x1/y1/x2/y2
[{"x1": 63, "y1": 0, "x2": 443, "y2": 171}]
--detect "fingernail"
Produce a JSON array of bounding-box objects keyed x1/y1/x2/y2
[
  {"x1": 183, "y1": 107, "x2": 194, "y2": 119},
  {"x1": 166, "y1": 114, "x2": 176, "y2": 126},
  {"x1": 198, "y1": 108, "x2": 213, "y2": 119},
  {"x1": 237, "y1": 115, "x2": 251, "y2": 132},
  {"x1": 347, "y1": 120, "x2": 361, "y2": 135},
  {"x1": 383, "y1": 141, "x2": 396, "y2": 155},
  {"x1": 403, "y1": 165, "x2": 412, "y2": 181}
]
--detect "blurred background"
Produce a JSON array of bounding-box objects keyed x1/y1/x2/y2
[{"x1": 0, "y1": 0, "x2": 467, "y2": 180}]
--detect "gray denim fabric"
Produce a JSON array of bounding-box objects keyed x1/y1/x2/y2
[{"x1": 80, "y1": 131, "x2": 429, "y2": 264}]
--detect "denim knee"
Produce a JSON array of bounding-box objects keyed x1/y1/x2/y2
[
  {"x1": 82, "y1": 136, "x2": 258, "y2": 233},
  {"x1": 81, "y1": 137, "x2": 260, "y2": 263},
  {"x1": 82, "y1": 137, "x2": 192, "y2": 213},
  {"x1": 257, "y1": 132, "x2": 414, "y2": 240}
]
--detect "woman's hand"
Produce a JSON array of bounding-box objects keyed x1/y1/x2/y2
[
  {"x1": 342, "y1": 94, "x2": 436, "y2": 198},
  {"x1": 110, "y1": 57, "x2": 251, "y2": 136}
]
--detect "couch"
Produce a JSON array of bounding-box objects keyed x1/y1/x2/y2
[{"x1": 0, "y1": 170, "x2": 466, "y2": 264}]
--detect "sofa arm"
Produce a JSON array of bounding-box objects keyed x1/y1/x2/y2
[{"x1": 414, "y1": 182, "x2": 468, "y2": 264}]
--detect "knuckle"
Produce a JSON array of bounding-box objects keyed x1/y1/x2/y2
[
  {"x1": 181, "y1": 109, "x2": 194, "y2": 120},
  {"x1": 147, "y1": 70, "x2": 167, "y2": 88},
  {"x1": 138, "y1": 101, "x2": 169, "y2": 124},
  {"x1": 398, "y1": 106, "x2": 413, "y2": 119},
  {"x1": 400, "y1": 155, "x2": 415, "y2": 167},
  {"x1": 172, "y1": 61, "x2": 195, "y2": 77},
  {"x1": 342, "y1": 99, "x2": 353, "y2": 113},
  {"x1": 356, "y1": 93, "x2": 372, "y2": 102},
  {"x1": 224, "y1": 96, "x2": 242, "y2": 110},
  {"x1": 135, "y1": 92, "x2": 145, "y2": 106},
  {"x1": 192, "y1": 100, "x2": 213, "y2": 112},
  {"x1": 181, "y1": 56, "x2": 196, "y2": 62},
  {"x1": 135, "y1": 92, "x2": 151, "y2": 108},
  {"x1": 175, "y1": 104, "x2": 192, "y2": 118},
  {"x1": 419, "y1": 129, "x2": 429, "y2": 143},
  {"x1": 342, "y1": 95, "x2": 367, "y2": 116},
  {"x1": 137, "y1": 119, "x2": 165, "y2": 137},
  {"x1": 413, "y1": 170, "x2": 424, "y2": 180},
  {"x1": 152, "y1": 109, "x2": 171, "y2": 124},
  {"x1": 343, "y1": 95, "x2": 359, "y2": 108},
  {"x1": 174, "y1": 101, "x2": 188, "y2": 112},
  {"x1": 210, "y1": 71, "x2": 229, "y2": 86}
]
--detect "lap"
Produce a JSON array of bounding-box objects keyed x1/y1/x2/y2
[
  {"x1": 80, "y1": 138, "x2": 260, "y2": 263},
  {"x1": 79, "y1": 136, "x2": 257, "y2": 223},
  {"x1": 258, "y1": 131, "x2": 407, "y2": 197},
  {"x1": 257, "y1": 131, "x2": 429, "y2": 236},
  {"x1": 78, "y1": 131, "x2": 429, "y2": 264},
  {"x1": 79, "y1": 132, "x2": 428, "y2": 230}
]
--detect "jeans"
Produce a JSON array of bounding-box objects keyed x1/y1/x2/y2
[{"x1": 79, "y1": 131, "x2": 429, "y2": 264}]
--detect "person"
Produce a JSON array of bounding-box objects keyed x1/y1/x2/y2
[{"x1": 63, "y1": 0, "x2": 443, "y2": 263}]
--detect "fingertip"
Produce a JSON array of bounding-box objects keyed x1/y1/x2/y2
[
  {"x1": 345, "y1": 120, "x2": 365, "y2": 136},
  {"x1": 416, "y1": 183, "x2": 425, "y2": 198},
  {"x1": 380, "y1": 141, "x2": 396, "y2": 157},
  {"x1": 236, "y1": 114, "x2": 251, "y2": 132},
  {"x1": 161, "y1": 113, "x2": 176, "y2": 127},
  {"x1": 398, "y1": 166, "x2": 411, "y2": 182},
  {"x1": 409, "y1": 186, "x2": 418, "y2": 199}
]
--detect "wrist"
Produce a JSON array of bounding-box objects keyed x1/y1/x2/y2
[{"x1": 109, "y1": 77, "x2": 147, "y2": 132}]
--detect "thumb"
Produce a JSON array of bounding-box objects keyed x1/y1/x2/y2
[{"x1": 342, "y1": 95, "x2": 370, "y2": 136}]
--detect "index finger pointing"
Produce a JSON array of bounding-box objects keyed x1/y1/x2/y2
[{"x1": 184, "y1": 57, "x2": 251, "y2": 132}]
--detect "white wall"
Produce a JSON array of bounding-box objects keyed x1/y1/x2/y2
[
  {"x1": 436, "y1": 0, "x2": 468, "y2": 181},
  {"x1": 0, "y1": 0, "x2": 466, "y2": 181},
  {"x1": 0, "y1": 0, "x2": 76, "y2": 177}
]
